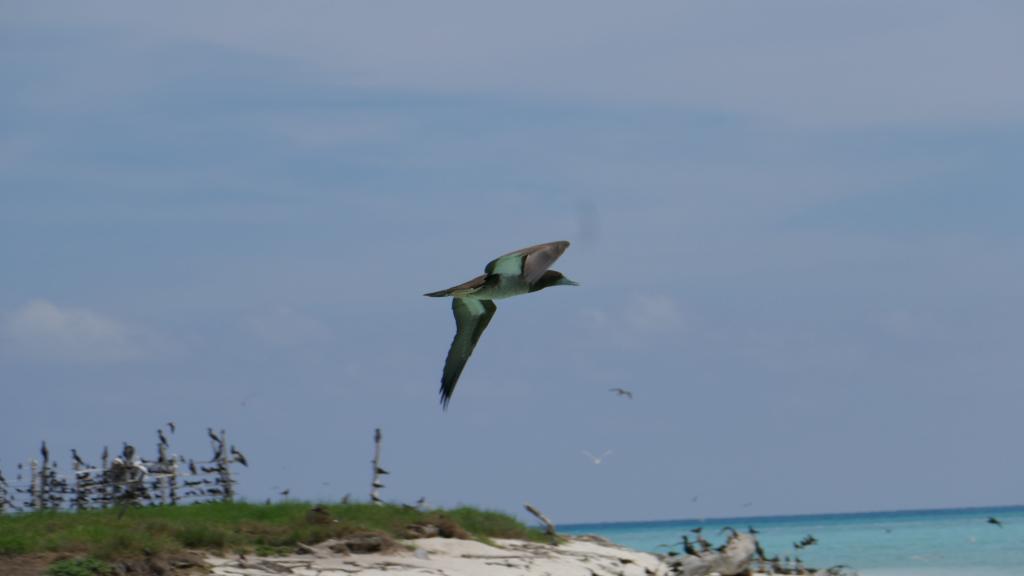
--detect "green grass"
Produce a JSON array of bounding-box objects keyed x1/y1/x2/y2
[
  {"x1": 47, "y1": 558, "x2": 114, "y2": 576},
  {"x1": 0, "y1": 501, "x2": 547, "y2": 560}
]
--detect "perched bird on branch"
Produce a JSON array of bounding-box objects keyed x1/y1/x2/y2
[
  {"x1": 426, "y1": 241, "x2": 578, "y2": 409},
  {"x1": 230, "y1": 446, "x2": 248, "y2": 467},
  {"x1": 207, "y1": 428, "x2": 221, "y2": 444},
  {"x1": 375, "y1": 465, "x2": 390, "y2": 475},
  {"x1": 71, "y1": 449, "x2": 86, "y2": 467},
  {"x1": 682, "y1": 535, "x2": 700, "y2": 556},
  {"x1": 40, "y1": 441, "x2": 49, "y2": 463},
  {"x1": 158, "y1": 429, "x2": 168, "y2": 446},
  {"x1": 794, "y1": 534, "x2": 818, "y2": 549},
  {"x1": 609, "y1": 387, "x2": 634, "y2": 399}
]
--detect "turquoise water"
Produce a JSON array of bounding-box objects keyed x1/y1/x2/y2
[{"x1": 562, "y1": 506, "x2": 1024, "y2": 575}]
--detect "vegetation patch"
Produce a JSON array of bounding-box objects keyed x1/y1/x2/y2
[
  {"x1": 0, "y1": 501, "x2": 546, "y2": 564},
  {"x1": 47, "y1": 557, "x2": 114, "y2": 576}
]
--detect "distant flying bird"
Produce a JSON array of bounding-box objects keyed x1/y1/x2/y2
[
  {"x1": 988, "y1": 517, "x2": 1004, "y2": 527},
  {"x1": 279, "y1": 489, "x2": 290, "y2": 497},
  {"x1": 167, "y1": 421, "x2": 176, "y2": 434},
  {"x1": 425, "y1": 241, "x2": 578, "y2": 408},
  {"x1": 609, "y1": 387, "x2": 633, "y2": 399},
  {"x1": 582, "y1": 450, "x2": 613, "y2": 464}
]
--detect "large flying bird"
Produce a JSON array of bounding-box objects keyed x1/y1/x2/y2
[{"x1": 426, "y1": 241, "x2": 578, "y2": 408}]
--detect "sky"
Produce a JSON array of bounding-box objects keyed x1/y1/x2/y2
[{"x1": 2, "y1": 1, "x2": 1023, "y2": 525}]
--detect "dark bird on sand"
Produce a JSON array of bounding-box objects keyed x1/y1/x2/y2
[
  {"x1": 426, "y1": 241, "x2": 578, "y2": 408},
  {"x1": 988, "y1": 517, "x2": 1004, "y2": 527},
  {"x1": 609, "y1": 387, "x2": 634, "y2": 399}
]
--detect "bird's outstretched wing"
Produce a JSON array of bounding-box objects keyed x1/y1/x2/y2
[
  {"x1": 440, "y1": 298, "x2": 497, "y2": 408},
  {"x1": 485, "y1": 241, "x2": 569, "y2": 284},
  {"x1": 424, "y1": 274, "x2": 488, "y2": 298}
]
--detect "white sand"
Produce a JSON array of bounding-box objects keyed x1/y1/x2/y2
[{"x1": 205, "y1": 535, "x2": 674, "y2": 576}]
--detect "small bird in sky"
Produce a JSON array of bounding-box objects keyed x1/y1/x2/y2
[
  {"x1": 279, "y1": 489, "x2": 290, "y2": 497},
  {"x1": 609, "y1": 387, "x2": 633, "y2": 399},
  {"x1": 426, "y1": 241, "x2": 578, "y2": 409},
  {"x1": 987, "y1": 517, "x2": 1004, "y2": 527},
  {"x1": 582, "y1": 450, "x2": 613, "y2": 464},
  {"x1": 167, "y1": 421, "x2": 176, "y2": 434}
]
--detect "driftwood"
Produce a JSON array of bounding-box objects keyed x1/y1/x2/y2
[
  {"x1": 667, "y1": 532, "x2": 757, "y2": 576},
  {"x1": 523, "y1": 502, "x2": 557, "y2": 542}
]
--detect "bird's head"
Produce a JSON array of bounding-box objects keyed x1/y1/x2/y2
[{"x1": 530, "y1": 270, "x2": 580, "y2": 292}]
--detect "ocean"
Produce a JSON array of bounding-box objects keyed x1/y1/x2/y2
[{"x1": 561, "y1": 505, "x2": 1024, "y2": 575}]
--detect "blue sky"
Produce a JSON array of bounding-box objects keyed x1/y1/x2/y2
[{"x1": 2, "y1": 1, "x2": 1023, "y2": 524}]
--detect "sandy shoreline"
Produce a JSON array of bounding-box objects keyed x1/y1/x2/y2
[{"x1": 206, "y1": 535, "x2": 673, "y2": 576}]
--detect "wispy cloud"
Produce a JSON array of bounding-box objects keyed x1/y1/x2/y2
[
  {"x1": 245, "y1": 306, "x2": 331, "y2": 349},
  {"x1": 0, "y1": 300, "x2": 158, "y2": 364},
  {"x1": 624, "y1": 294, "x2": 679, "y2": 333}
]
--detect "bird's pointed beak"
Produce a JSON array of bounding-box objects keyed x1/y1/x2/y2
[{"x1": 560, "y1": 277, "x2": 580, "y2": 287}]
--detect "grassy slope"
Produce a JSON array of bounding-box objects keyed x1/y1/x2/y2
[{"x1": 0, "y1": 502, "x2": 546, "y2": 560}]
